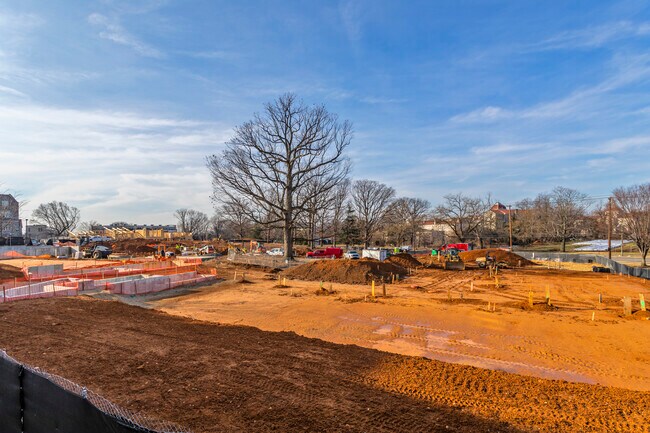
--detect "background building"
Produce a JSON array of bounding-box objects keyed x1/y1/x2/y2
[{"x1": 0, "y1": 194, "x2": 22, "y2": 238}]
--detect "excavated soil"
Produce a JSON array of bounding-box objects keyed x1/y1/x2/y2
[
  {"x1": 0, "y1": 297, "x2": 648, "y2": 433},
  {"x1": 386, "y1": 253, "x2": 422, "y2": 269},
  {"x1": 460, "y1": 248, "x2": 534, "y2": 267},
  {"x1": 282, "y1": 258, "x2": 406, "y2": 284},
  {"x1": 0, "y1": 263, "x2": 23, "y2": 281}
]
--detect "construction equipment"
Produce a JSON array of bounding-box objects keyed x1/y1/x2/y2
[
  {"x1": 82, "y1": 245, "x2": 112, "y2": 259},
  {"x1": 442, "y1": 248, "x2": 465, "y2": 270},
  {"x1": 477, "y1": 252, "x2": 507, "y2": 273}
]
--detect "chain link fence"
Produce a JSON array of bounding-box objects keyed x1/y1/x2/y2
[{"x1": 227, "y1": 249, "x2": 306, "y2": 268}]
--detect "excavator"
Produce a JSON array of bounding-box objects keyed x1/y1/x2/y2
[{"x1": 441, "y1": 248, "x2": 465, "y2": 270}]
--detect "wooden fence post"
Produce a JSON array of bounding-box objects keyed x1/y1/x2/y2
[{"x1": 623, "y1": 297, "x2": 632, "y2": 316}]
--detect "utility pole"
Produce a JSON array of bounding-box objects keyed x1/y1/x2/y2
[
  {"x1": 508, "y1": 205, "x2": 513, "y2": 251},
  {"x1": 607, "y1": 197, "x2": 612, "y2": 260}
]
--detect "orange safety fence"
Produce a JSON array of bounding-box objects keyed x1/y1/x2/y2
[
  {"x1": 21, "y1": 261, "x2": 188, "y2": 283},
  {"x1": 0, "y1": 278, "x2": 79, "y2": 303}
]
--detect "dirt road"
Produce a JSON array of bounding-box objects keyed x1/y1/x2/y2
[{"x1": 0, "y1": 297, "x2": 648, "y2": 433}]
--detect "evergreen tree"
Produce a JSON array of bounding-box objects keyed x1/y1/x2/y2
[{"x1": 340, "y1": 204, "x2": 360, "y2": 247}]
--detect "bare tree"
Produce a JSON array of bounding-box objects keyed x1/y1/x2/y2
[
  {"x1": 388, "y1": 197, "x2": 431, "y2": 247},
  {"x1": 330, "y1": 179, "x2": 350, "y2": 246},
  {"x1": 613, "y1": 183, "x2": 650, "y2": 266},
  {"x1": 174, "y1": 208, "x2": 210, "y2": 239},
  {"x1": 548, "y1": 187, "x2": 588, "y2": 252},
  {"x1": 174, "y1": 208, "x2": 191, "y2": 233},
  {"x1": 514, "y1": 194, "x2": 557, "y2": 243},
  {"x1": 221, "y1": 200, "x2": 253, "y2": 240},
  {"x1": 77, "y1": 220, "x2": 100, "y2": 233},
  {"x1": 207, "y1": 94, "x2": 351, "y2": 259},
  {"x1": 32, "y1": 201, "x2": 80, "y2": 236},
  {"x1": 434, "y1": 193, "x2": 487, "y2": 243},
  {"x1": 209, "y1": 210, "x2": 229, "y2": 240},
  {"x1": 351, "y1": 180, "x2": 395, "y2": 248}
]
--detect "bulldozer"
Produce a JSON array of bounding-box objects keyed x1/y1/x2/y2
[{"x1": 442, "y1": 248, "x2": 465, "y2": 270}]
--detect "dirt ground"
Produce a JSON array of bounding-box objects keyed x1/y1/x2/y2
[
  {"x1": 0, "y1": 258, "x2": 122, "y2": 272},
  {"x1": 0, "y1": 297, "x2": 648, "y2": 433},
  {"x1": 0, "y1": 263, "x2": 23, "y2": 280},
  {"x1": 150, "y1": 261, "x2": 650, "y2": 393}
]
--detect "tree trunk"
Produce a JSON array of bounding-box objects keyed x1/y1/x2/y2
[
  {"x1": 561, "y1": 236, "x2": 566, "y2": 252},
  {"x1": 284, "y1": 186, "x2": 294, "y2": 260},
  {"x1": 642, "y1": 249, "x2": 648, "y2": 267}
]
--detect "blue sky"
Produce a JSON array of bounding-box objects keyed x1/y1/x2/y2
[{"x1": 1, "y1": 0, "x2": 649, "y2": 224}]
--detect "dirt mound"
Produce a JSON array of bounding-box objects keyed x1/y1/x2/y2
[
  {"x1": 413, "y1": 254, "x2": 440, "y2": 267},
  {"x1": 460, "y1": 249, "x2": 534, "y2": 267},
  {"x1": 111, "y1": 239, "x2": 157, "y2": 255},
  {"x1": 0, "y1": 264, "x2": 23, "y2": 281},
  {"x1": 283, "y1": 258, "x2": 406, "y2": 284},
  {"x1": 386, "y1": 253, "x2": 422, "y2": 269}
]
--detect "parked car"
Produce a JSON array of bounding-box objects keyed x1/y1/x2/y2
[
  {"x1": 306, "y1": 247, "x2": 343, "y2": 259},
  {"x1": 267, "y1": 248, "x2": 284, "y2": 256},
  {"x1": 440, "y1": 243, "x2": 472, "y2": 252},
  {"x1": 344, "y1": 250, "x2": 360, "y2": 259}
]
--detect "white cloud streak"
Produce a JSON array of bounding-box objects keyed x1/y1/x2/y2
[
  {"x1": 528, "y1": 21, "x2": 650, "y2": 51},
  {"x1": 88, "y1": 13, "x2": 164, "y2": 58}
]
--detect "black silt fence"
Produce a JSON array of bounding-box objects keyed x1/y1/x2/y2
[
  {"x1": 0, "y1": 351, "x2": 191, "y2": 433},
  {"x1": 517, "y1": 251, "x2": 650, "y2": 279}
]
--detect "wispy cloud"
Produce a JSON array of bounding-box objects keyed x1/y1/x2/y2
[
  {"x1": 0, "y1": 84, "x2": 27, "y2": 98},
  {"x1": 450, "y1": 106, "x2": 510, "y2": 123},
  {"x1": 338, "y1": 0, "x2": 363, "y2": 44},
  {"x1": 181, "y1": 50, "x2": 236, "y2": 60},
  {"x1": 451, "y1": 53, "x2": 650, "y2": 124},
  {"x1": 88, "y1": 13, "x2": 164, "y2": 58},
  {"x1": 528, "y1": 21, "x2": 650, "y2": 51}
]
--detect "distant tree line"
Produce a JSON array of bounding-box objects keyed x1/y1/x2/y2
[{"x1": 200, "y1": 94, "x2": 649, "y2": 263}]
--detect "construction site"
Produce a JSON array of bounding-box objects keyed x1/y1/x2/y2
[{"x1": 0, "y1": 247, "x2": 648, "y2": 432}]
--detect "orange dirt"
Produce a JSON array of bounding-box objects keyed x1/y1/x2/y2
[
  {"x1": 0, "y1": 297, "x2": 648, "y2": 433},
  {"x1": 0, "y1": 263, "x2": 22, "y2": 281},
  {"x1": 460, "y1": 248, "x2": 534, "y2": 266},
  {"x1": 282, "y1": 258, "x2": 406, "y2": 284},
  {"x1": 386, "y1": 253, "x2": 422, "y2": 269},
  {"x1": 152, "y1": 265, "x2": 650, "y2": 393}
]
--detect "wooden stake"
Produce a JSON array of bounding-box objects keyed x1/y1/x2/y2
[
  {"x1": 528, "y1": 291, "x2": 533, "y2": 307},
  {"x1": 382, "y1": 283, "x2": 386, "y2": 298},
  {"x1": 233, "y1": 271, "x2": 237, "y2": 281},
  {"x1": 470, "y1": 281, "x2": 474, "y2": 291},
  {"x1": 591, "y1": 311, "x2": 595, "y2": 321},
  {"x1": 545, "y1": 285, "x2": 550, "y2": 305},
  {"x1": 371, "y1": 280, "x2": 375, "y2": 298},
  {"x1": 623, "y1": 296, "x2": 632, "y2": 316},
  {"x1": 447, "y1": 288, "x2": 451, "y2": 301},
  {"x1": 640, "y1": 294, "x2": 646, "y2": 311}
]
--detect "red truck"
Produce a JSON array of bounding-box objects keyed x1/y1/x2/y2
[
  {"x1": 439, "y1": 243, "x2": 472, "y2": 252},
  {"x1": 306, "y1": 247, "x2": 343, "y2": 259}
]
